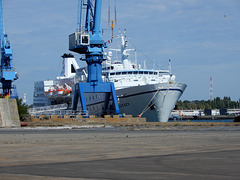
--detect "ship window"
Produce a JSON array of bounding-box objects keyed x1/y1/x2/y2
[
  {"x1": 154, "y1": 72, "x2": 157, "y2": 75},
  {"x1": 111, "y1": 66, "x2": 114, "y2": 70},
  {"x1": 81, "y1": 35, "x2": 89, "y2": 45},
  {"x1": 139, "y1": 71, "x2": 143, "y2": 74},
  {"x1": 89, "y1": 96, "x2": 91, "y2": 101},
  {"x1": 128, "y1": 71, "x2": 133, "y2": 74},
  {"x1": 122, "y1": 72, "x2": 127, "y2": 75},
  {"x1": 149, "y1": 72, "x2": 153, "y2": 74},
  {"x1": 144, "y1": 71, "x2": 148, "y2": 74},
  {"x1": 133, "y1": 71, "x2": 138, "y2": 74},
  {"x1": 116, "y1": 72, "x2": 121, "y2": 75},
  {"x1": 110, "y1": 73, "x2": 115, "y2": 75}
]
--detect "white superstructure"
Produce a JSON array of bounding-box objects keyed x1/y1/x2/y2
[{"x1": 32, "y1": 33, "x2": 186, "y2": 122}]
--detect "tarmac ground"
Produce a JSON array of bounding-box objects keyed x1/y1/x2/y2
[{"x1": 0, "y1": 125, "x2": 240, "y2": 180}]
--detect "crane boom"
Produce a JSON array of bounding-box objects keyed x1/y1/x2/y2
[
  {"x1": 0, "y1": 0, "x2": 18, "y2": 98},
  {"x1": 69, "y1": 0, "x2": 121, "y2": 116}
]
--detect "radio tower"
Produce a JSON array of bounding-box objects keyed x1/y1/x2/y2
[{"x1": 210, "y1": 77, "x2": 213, "y2": 101}]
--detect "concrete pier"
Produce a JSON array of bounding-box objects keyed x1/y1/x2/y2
[{"x1": 0, "y1": 99, "x2": 20, "y2": 128}]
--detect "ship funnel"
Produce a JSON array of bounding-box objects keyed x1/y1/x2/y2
[{"x1": 59, "y1": 53, "x2": 80, "y2": 78}]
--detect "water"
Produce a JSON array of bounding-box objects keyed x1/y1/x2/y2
[{"x1": 168, "y1": 119, "x2": 234, "y2": 122}]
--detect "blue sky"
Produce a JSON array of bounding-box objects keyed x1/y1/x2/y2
[{"x1": 2, "y1": 0, "x2": 240, "y2": 104}]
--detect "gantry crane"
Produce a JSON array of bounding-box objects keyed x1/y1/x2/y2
[
  {"x1": 69, "y1": 0, "x2": 121, "y2": 116},
  {"x1": 0, "y1": 0, "x2": 18, "y2": 98}
]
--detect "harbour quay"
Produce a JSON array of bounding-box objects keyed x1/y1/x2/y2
[
  {"x1": 170, "y1": 108, "x2": 240, "y2": 121},
  {"x1": 171, "y1": 108, "x2": 240, "y2": 117},
  {"x1": 30, "y1": 114, "x2": 146, "y2": 125},
  {"x1": 169, "y1": 115, "x2": 236, "y2": 121}
]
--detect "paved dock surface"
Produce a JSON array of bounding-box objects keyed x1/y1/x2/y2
[{"x1": 0, "y1": 126, "x2": 240, "y2": 179}]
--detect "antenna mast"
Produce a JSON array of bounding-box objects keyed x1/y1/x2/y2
[
  {"x1": 210, "y1": 77, "x2": 213, "y2": 101},
  {"x1": 108, "y1": 0, "x2": 117, "y2": 38}
]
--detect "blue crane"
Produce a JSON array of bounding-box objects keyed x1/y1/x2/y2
[
  {"x1": 69, "y1": 0, "x2": 121, "y2": 116},
  {"x1": 0, "y1": 0, "x2": 18, "y2": 98}
]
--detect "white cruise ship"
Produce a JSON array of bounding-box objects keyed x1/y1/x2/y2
[{"x1": 32, "y1": 33, "x2": 186, "y2": 122}]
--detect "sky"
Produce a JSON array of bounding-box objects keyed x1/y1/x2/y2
[{"x1": 2, "y1": 0, "x2": 240, "y2": 104}]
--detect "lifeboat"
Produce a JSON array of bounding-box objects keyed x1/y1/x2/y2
[
  {"x1": 49, "y1": 87, "x2": 53, "y2": 96},
  {"x1": 52, "y1": 88, "x2": 57, "y2": 95},
  {"x1": 56, "y1": 85, "x2": 64, "y2": 95},
  {"x1": 63, "y1": 83, "x2": 72, "y2": 96},
  {"x1": 45, "y1": 86, "x2": 54, "y2": 97}
]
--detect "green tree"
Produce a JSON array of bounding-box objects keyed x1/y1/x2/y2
[
  {"x1": 16, "y1": 98, "x2": 31, "y2": 122},
  {"x1": 176, "y1": 96, "x2": 239, "y2": 110}
]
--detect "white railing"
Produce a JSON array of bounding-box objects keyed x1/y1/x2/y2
[
  {"x1": 29, "y1": 104, "x2": 88, "y2": 116},
  {"x1": 31, "y1": 110, "x2": 88, "y2": 116},
  {"x1": 29, "y1": 103, "x2": 68, "y2": 115}
]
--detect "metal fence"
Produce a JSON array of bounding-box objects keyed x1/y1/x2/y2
[{"x1": 29, "y1": 104, "x2": 88, "y2": 116}]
